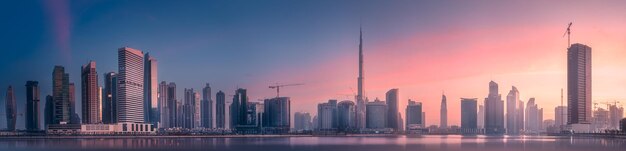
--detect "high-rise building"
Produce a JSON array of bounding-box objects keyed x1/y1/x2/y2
[
  {"x1": 506, "y1": 86, "x2": 520, "y2": 135},
  {"x1": 609, "y1": 105, "x2": 624, "y2": 129},
  {"x1": 294, "y1": 112, "x2": 312, "y2": 131},
  {"x1": 143, "y1": 53, "x2": 158, "y2": 125},
  {"x1": 81, "y1": 61, "x2": 100, "y2": 124},
  {"x1": 525, "y1": 98, "x2": 543, "y2": 133},
  {"x1": 484, "y1": 81, "x2": 505, "y2": 135},
  {"x1": 337, "y1": 100, "x2": 356, "y2": 131},
  {"x1": 202, "y1": 83, "x2": 212, "y2": 128},
  {"x1": 52, "y1": 66, "x2": 71, "y2": 124},
  {"x1": 231, "y1": 88, "x2": 252, "y2": 129},
  {"x1": 317, "y1": 100, "x2": 338, "y2": 130},
  {"x1": 216, "y1": 91, "x2": 226, "y2": 128},
  {"x1": 567, "y1": 43, "x2": 592, "y2": 125},
  {"x1": 194, "y1": 92, "x2": 201, "y2": 128},
  {"x1": 366, "y1": 99, "x2": 387, "y2": 129},
  {"x1": 5, "y1": 86, "x2": 16, "y2": 131},
  {"x1": 517, "y1": 99, "x2": 525, "y2": 133},
  {"x1": 167, "y1": 82, "x2": 177, "y2": 128},
  {"x1": 440, "y1": 94, "x2": 447, "y2": 128},
  {"x1": 406, "y1": 99, "x2": 423, "y2": 130},
  {"x1": 263, "y1": 97, "x2": 291, "y2": 133},
  {"x1": 44, "y1": 95, "x2": 53, "y2": 129},
  {"x1": 183, "y1": 88, "x2": 196, "y2": 129},
  {"x1": 157, "y1": 81, "x2": 169, "y2": 128},
  {"x1": 69, "y1": 83, "x2": 80, "y2": 124},
  {"x1": 117, "y1": 47, "x2": 145, "y2": 123},
  {"x1": 386, "y1": 89, "x2": 399, "y2": 131},
  {"x1": 555, "y1": 106, "x2": 568, "y2": 129},
  {"x1": 478, "y1": 105, "x2": 484, "y2": 129},
  {"x1": 356, "y1": 26, "x2": 367, "y2": 130},
  {"x1": 25, "y1": 81, "x2": 41, "y2": 131},
  {"x1": 103, "y1": 72, "x2": 117, "y2": 124},
  {"x1": 461, "y1": 98, "x2": 478, "y2": 134}
]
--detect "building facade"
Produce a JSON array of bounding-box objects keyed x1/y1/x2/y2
[
  {"x1": 567, "y1": 43, "x2": 592, "y2": 125},
  {"x1": 461, "y1": 98, "x2": 478, "y2": 134},
  {"x1": 52, "y1": 66, "x2": 71, "y2": 124},
  {"x1": 406, "y1": 100, "x2": 423, "y2": 130},
  {"x1": 386, "y1": 89, "x2": 399, "y2": 131},
  {"x1": 440, "y1": 94, "x2": 447, "y2": 128},
  {"x1": 26, "y1": 81, "x2": 41, "y2": 131},
  {"x1": 484, "y1": 81, "x2": 505, "y2": 135},
  {"x1": 216, "y1": 91, "x2": 225, "y2": 128},
  {"x1": 117, "y1": 47, "x2": 145, "y2": 123},
  {"x1": 202, "y1": 83, "x2": 213, "y2": 128},
  {"x1": 81, "y1": 61, "x2": 101, "y2": 124},
  {"x1": 5, "y1": 86, "x2": 16, "y2": 131},
  {"x1": 317, "y1": 100, "x2": 338, "y2": 130},
  {"x1": 337, "y1": 100, "x2": 356, "y2": 131},
  {"x1": 103, "y1": 72, "x2": 117, "y2": 124},
  {"x1": 143, "y1": 53, "x2": 158, "y2": 124},
  {"x1": 366, "y1": 99, "x2": 387, "y2": 129}
]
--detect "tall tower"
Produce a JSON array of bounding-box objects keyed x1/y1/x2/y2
[
  {"x1": 52, "y1": 66, "x2": 71, "y2": 124},
  {"x1": 484, "y1": 81, "x2": 505, "y2": 135},
  {"x1": 356, "y1": 26, "x2": 366, "y2": 129},
  {"x1": 5, "y1": 86, "x2": 16, "y2": 131},
  {"x1": 386, "y1": 89, "x2": 399, "y2": 131},
  {"x1": 215, "y1": 91, "x2": 226, "y2": 128},
  {"x1": 25, "y1": 81, "x2": 41, "y2": 131},
  {"x1": 117, "y1": 47, "x2": 145, "y2": 123},
  {"x1": 567, "y1": 43, "x2": 592, "y2": 124},
  {"x1": 81, "y1": 61, "x2": 100, "y2": 124},
  {"x1": 202, "y1": 83, "x2": 213, "y2": 128},
  {"x1": 144, "y1": 53, "x2": 158, "y2": 124},
  {"x1": 440, "y1": 93, "x2": 447, "y2": 128}
]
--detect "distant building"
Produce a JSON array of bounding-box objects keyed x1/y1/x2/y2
[
  {"x1": 366, "y1": 99, "x2": 387, "y2": 129},
  {"x1": 183, "y1": 88, "x2": 196, "y2": 129},
  {"x1": 461, "y1": 98, "x2": 478, "y2": 134},
  {"x1": 317, "y1": 100, "x2": 338, "y2": 130},
  {"x1": 52, "y1": 66, "x2": 71, "y2": 124},
  {"x1": 478, "y1": 105, "x2": 484, "y2": 129},
  {"x1": 215, "y1": 91, "x2": 226, "y2": 128},
  {"x1": 506, "y1": 86, "x2": 520, "y2": 135},
  {"x1": 25, "y1": 81, "x2": 41, "y2": 131},
  {"x1": 143, "y1": 53, "x2": 158, "y2": 125},
  {"x1": 103, "y1": 72, "x2": 118, "y2": 124},
  {"x1": 294, "y1": 112, "x2": 312, "y2": 131},
  {"x1": 555, "y1": 106, "x2": 568, "y2": 129},
  {"x1": 263, "y1": 97, "x2": 291, "y2": 133},
  {"x1": 201, "y1": 83, "x2": 213, "y2": 128},
  {"x1": 44, "y1": 95, "x2": 54, "y2": 129},
  {"x1": 440, "y1": 94, "x2": 447, "y2": 128},
  {"x1": 609, "y1": 105, "x2": 624, "y2": 130},
  {"x1": 484, "y1": 81, "x2": 505, "y2": 135},
  {"x1": 356, "y1": 26, "x2": 367, "y2": 130},
  {"x1": 406, "y1": 99, "x2": 423, "y2": 130},
  {"x1": 620, "y1": 118, "x2": 626, "y2": 132},
  {"x1": 592, "y1": 108, "x2": 609, "y2": 131},
  {"x1": 157, "y1": 81, "x2": 169, "y2": 128},
  {"x1": 386, "y1": 89, "x2": 400, "y2": 131},
  {"x1": 81, "y1": 61, "x2": 101, "y2": 124},
  {"x1": 5, "y1": 86, "x2": 16, "y2": 131},
  {"x1": 69, "y1": 83, "x2": 80, "y2": 124},
  {"x1": 117, "y1": 47, "x2": 145, "y2": 123},
  {"x1": 525, "y1": 98, "x2": 543, "y2": 133},
  {"x1": 167, "y1": 82, "x2": 177, "y2": 128},
  {"x1": 567, "y1": 43, "x2": 592, "y2": 125},
  {"x1": 337, "y1": 100, "x2": 356, "y2": 131}
]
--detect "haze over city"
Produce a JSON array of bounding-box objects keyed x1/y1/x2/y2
[{"x1": 2, "y1": 0, "x2": 626, "y2": 130}]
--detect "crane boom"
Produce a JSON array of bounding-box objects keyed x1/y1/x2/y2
[
  {"x1": 564, "y1": 22, "x2": 572, "y2": 47},
  {"x1": 269, "y1": 83, "x2": 304, "y2": 98}
]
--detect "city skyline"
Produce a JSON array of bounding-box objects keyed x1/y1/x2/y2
[{"x1": 4, "y1": 1, "x2": 626, "y2": 130}]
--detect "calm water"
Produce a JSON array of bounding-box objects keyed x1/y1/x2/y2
[{"x1": 0, "y1": 135, "x2": 625, "y2": 151}]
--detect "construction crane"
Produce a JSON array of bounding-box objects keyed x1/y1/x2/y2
[
  {"x1": 563, "y1": 22, "x2": 573, "y2": 47},
  {"x1": 598, "y1": 101, "x2": 621, "y2": 110},
  {"x1": 269, "y1": 83, "x2": 303, "y2": 98}
]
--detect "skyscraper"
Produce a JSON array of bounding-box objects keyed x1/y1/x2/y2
[
  {"x1": 231, "y1": 88, "x2": 250, "y2": 129},
  {"x1": 103, "y1": 72, "x2": 117, "y2": 124},
  {"x1": 216, "y1": 91, "x2": 226, "y2": 128},
  {"x1": 25, "y1": 81, "x2": 40, "y2": 131},
  {"x1": 461, "y1": 98, "x2": 478, "y2": 134},
  {"x1": 555, "y1": 106, "x2": 568, "y2": 129},
  {"x1": 294, "y1": 112, "x2": 312, "y2": 131},
  {"x1": 366, "y1": 99, "x2": 387, "y2": 129},
  {"x1": 44, "y1": 95, "x2": 53, "y2": 129},
  {"x1": 167, "y1": 82, "x2": 177, "y2": 128},
  {"x1": 525, "y1": 98, "x2": 543, "y2": 133},
  {"x1": 202, "y1": 83, "x2": 212, "y2": 128},
  {"x1": 478, "y1": 105, "x2": 485, "y2": 129},
  {"x1": 356, "y1": 26, "x2": 367, "y2": 130},
  {"x1": 5, "y1": 86, "x2": 16, "y2": 131},
  {"x1": 144, "y1": 53, "x2": 158, "y2": 124},
  {"x1": 263, "y1": 97, "x2": 291, "y2": 133},
  {"x1": 81, "y1": 61, "x2": 100, "y2": 124},
  {"x1": 406, "y1": 99, "x2": 423, "y2": 130},
  {"x1": 52, "y1": 66, "x2": 71, "y2": 124},
  {"x1": 386, "y1": 89, "x2": 399, "y2": 131},
  {"x1": 506, "y1": 86, "x2": 520, "y2": 135},
  {"x1": 158, "y1": 81, "x2": 169, "y2": 128},
  {"x1": 484, "y1": 81, "x2": 505, "y2": 135},
  {"x1": 337, "y1": 100, "x2": 356, "y2": 131},
  {"x1": 183, "y1": 88, "x2": 196, "y2": 129},
  {"x1": 117, "y1": 47, "x2": 145, "y2": 123},
  {"x1": 567, "y1": 43, "x2": 592, "y2": 125},
  {"x1": 440, "y1": 93, "x2": 447, "y2": 128},
  {"x1": 194, "y1": 91, "x2": 201, "y2": 128},
  {"x1": 318, "y1": 100, "x2": 338, "y2": 130},
  {"x1": 69, "y1": 83, "x2": 80, "y2": 124}
]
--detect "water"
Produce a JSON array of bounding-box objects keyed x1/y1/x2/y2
[{"x1": 0, "y1": 135, "x2": 625, "y2": 151}]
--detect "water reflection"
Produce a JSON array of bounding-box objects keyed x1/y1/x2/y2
[{"x1": 0, "y1": 135, "x2": 625, "y2": 151}]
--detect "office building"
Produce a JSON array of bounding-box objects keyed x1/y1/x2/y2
[
  {"x1": 52, "y1": 66, "x2": 71, "y2": 124},
  {"x1": 609, "y1": 105, "x2": 624, "y2": 129},
  {"x1": 440, "y1": 93, "x2": 447, "y2": 128},
  {"x1": 143, "y1": 53, "x2": 158, "y2": 124},
  {"x1": 157, "y1": 81, "x2": 168, "y2": 128},
  {"x1": 525, "y1": 98, "x2": 543, "y2": 133},
  {"x1": 317, "y1": 100, "x2": 338, "y2": 130},
  {"x1": 337, "y1": 100, "x2": 356, "y2": 131},
  {"x1": 484, "y1": 81, "x2": 505, "y2": 135},
  {"x1": 263, "y1": 97, "x2": 291, "y2": 133},
  {"x1": 366, "y1": 99, "x2": 387, "y2": 129},
  {"x1": 461, "y1": 98, "x2": 478, "y2": 134},
  {"x1": 478, "y1": 105, "x2": 484, "y2": 129},
  {"x1": 103, "y1": 72, "x2": 117, "y2": 124},
  {"x1": 117, "y1": 47, "x2": 145, "y2": 123},
  {"x1": 26, "y1": 81, "x2": 41, "y2": 131},
  {"x1": 406, "y1": 99, "x2": 423, "y2": 130},
  {"x1": 216, "y1": 91, "x2": 226, "y2": 128},
  {"x1": 202, "y1": 83, "x2": 213, "y2": 128},
  {"x1": 506, "y1": 86, "x2": 520, "y2": 135},
  {"x1": 183, "y1": 88, "x2": 196, "y2": 129},
  {"x1": 294, "y1": 112, "x2": 312, "y2": 131},
  {"x1": 5, "y1": 86, "x2": 16, "y2": 131},
  {"x1": 567, "y1": 43, "x2": 592, "y2": 125},
  {"x1": 81, "y1": 61, "x2": 100, "y2": 124},
  {"x1": 386, "y1": 89, "x2": 399, "y2": 131},
  {"x1": 44, "y1": 95, "x2": 54, "y2": 129}
]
